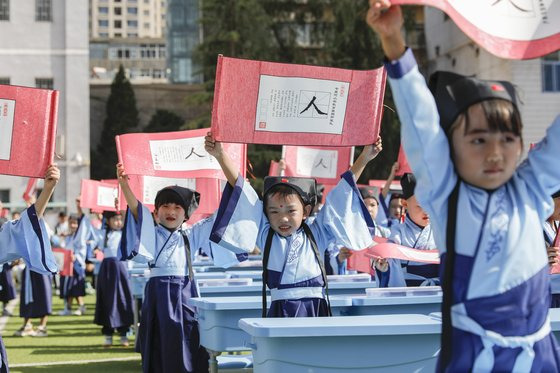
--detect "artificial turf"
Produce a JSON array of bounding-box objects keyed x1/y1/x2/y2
[{"x1": 1, "y1": 293, "x2": 142, "y2": 372}]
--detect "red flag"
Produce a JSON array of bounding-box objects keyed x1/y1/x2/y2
[
  {"x1": 22, "y1": 178, "x2": 38, "y2": 202},
  {"x1": 282, "y1": 145, "x2": 354, "y2": 184},
  {"x1": 0, "y1": 85, "x2": 58, "y2": 178},
  {"x1": 393, "y1": 0, "x2": 560, "y2": 60},
  {"x1": 268, "y1": 160, "x2": 280, "y2": 176},
  {"x1": 115, "y1": 128, "x2": 247, "y2": 180},
  {"x1": 211, "y1": 55, "x2": 386, "y2": 146},
  {"x1": 346, "y1": 249, "x2": 375, "y2": 275},
  {"x1": 117, "y1": 175, "x2": 223, "y2": 225},
  {"x1": 80, "y1": 179, "x2": 119, "y2": 212},
  {"x1": 52, "y1": 248, "x2": 73, "y2": 277},
  {"x1": 396, "y1": 146, "x2": 412, "y2": 176}
]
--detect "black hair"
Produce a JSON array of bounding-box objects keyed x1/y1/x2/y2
[
  {"x1": 154, "y1": 188, "x2": 187, "y2": 212},
  {"x1": 263, "y1": 184, "x2": 306, "y2": 213},
  {"x1": 389, "y1": 193, "x2": 403, "y2": 202},
  {"x1": 58, "y1": 211, "x2": 67, "y2": 218}
]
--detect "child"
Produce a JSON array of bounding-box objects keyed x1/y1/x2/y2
[
  {"x1": 367, "y1": 1, "x2": 560, "y2": 371},
  {"x1": 58, "y1": 200, "x2": 92, "y2": 316},
  {"x1": 0, "y1": 165, "x2": 60, "y2": 367},
  {"x1": 0, "y1": 263, "x2": 16, "y2": 316},
  {"x1": 205, "y1": 133, "x2": 379, "y2": 317},
  {"x1": 117, "y1": 163, "x2": 239, "y2": 373},
  {"x1": 92, "y1": 211, "x2": 134, "y2": 347},
  {"x1": 374, "y1": 173, "x2": 438, "y2": 287},
  {"x1": 545, "y1": 190, "x2": 560, "y2": 307}
]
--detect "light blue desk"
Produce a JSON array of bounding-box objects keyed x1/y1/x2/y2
[
  {"x1": 239, "y1": 314, "x2": 440, "y2": 372},
  {"x1": 346, "y1": 286, "x2": 442, "y2": 316}
]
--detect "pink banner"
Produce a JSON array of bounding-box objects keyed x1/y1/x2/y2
[
  {"x1": 268, "y1": 160, "x2": 280, "y2": 176},
  {"x1": 0, "y1": 85, "x2": 58, "y2": 178},
  {"x1": 346, "y1": 249, "x2": 375, "y2": 275},
  {"x1": 393, "y1": 0, "x2": 560, "y2": 60},
  {"x1": 117, "y1": 175, "x2": 223, "y2": 224},
  {"x1": 396, "y1": 146, "x2": 412, "y2": 176},
  {"x1": 365, "y1": 242, "x2": 440, "y2": 264},
  {"x1": 368, "y1": 179, "x2": 401, "y2": 190},
  {"x1": 115, "y1": 128, "x2": 247, "y2": 180},
  {"x1": 211, "y1": 55, "x2": 386, "y2": 146},
  {"x1": 282, "y1": 145, "x2": 353, "y2": 184},
  {"x1": 80, "y1": 179, "x2": 119, "y2": 212},
  {"x1": 22, "y1": 178, "x2": 38, "y2": 202}
]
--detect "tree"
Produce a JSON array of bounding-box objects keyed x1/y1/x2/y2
[
  {"x1": 145, "y1": 109, "x2": 185, "y2": 133},
  {"x1": 91, "y1": 66, "x2": 139, "y2": 180}
]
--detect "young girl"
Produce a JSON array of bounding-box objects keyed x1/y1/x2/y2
[
  {"x1": 92, "y1": 211, "x2": 134, "y2": 347},
  {"x1": 374, "y1": 173, "x2": 438, "y2": 287},
  {"x1": 205, "y1": 133, "x2": 380, "y2": 317},
  {"x1": 367, "y1": 1, "x2": 560, "y2": 371},
  {"x1": 0, "y1": 164, "x2": 60, "y2": 370},
  {"x1": 117, "y1": 163, "x2": 240, "y2": 373}
]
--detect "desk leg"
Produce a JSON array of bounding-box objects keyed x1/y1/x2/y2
[{"x1": 208, "y1": 350, "x2": 220, "y2": 373}]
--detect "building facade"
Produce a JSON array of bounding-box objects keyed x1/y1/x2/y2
[
  {"x1": 423, "y1": 7, "x2": 560, "y2": 149},
  {"x1": 0, "y1": 0, "x2": 90, "y2": 211}
]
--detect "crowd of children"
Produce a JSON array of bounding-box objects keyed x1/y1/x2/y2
[{"x1": 0, "y1": 1, "x2": 558, "y2": 372}]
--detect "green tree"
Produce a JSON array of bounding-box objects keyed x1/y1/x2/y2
[
  {"x1": 91, "y1": 65, "x2": 139, "y2": 180},
  {"x1": 145, "y1": 109, "x2": 185, "y2": 133}
]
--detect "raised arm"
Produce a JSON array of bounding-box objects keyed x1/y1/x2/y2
[
  {"x1": 117, "y1": 163, "x2": 139, "y2": 219},
  {"x1": 204, "y1": 132, "x2": 239, "y2": 187},
  {"x1": 35, "y1": 164, "x2": 60, "y2": 218},
  {"x1": 350, "y1": 136, "x2": 383, "y2": 180},
  {"x1": 366, "y1": 0, "x2": 406, "y2": 60},
  {"x1": 382, "y1": 162, "x2": 399, "y2": 199},
  {"x1": 75, "y1": 197, "x2": 84, "y2": 218}
]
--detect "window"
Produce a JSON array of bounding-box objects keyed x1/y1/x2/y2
[
  {"x1": 542, "y1": 52, "x2": 560, "y2": 92},
  {"x1": 0, "y1": 190, "x2": 10, "y2": 204},
  {"x1": 143, "y1": 10, "x2": 149, "y2": 16},
  {"x1": 127, "y1": 7, "x2": 137, "y2": 15},
  {"x1": 114, "y1": 7, "x2": 122, "y2": 15},
  {"x1": 143, "y1": 22, "x2": 150, "y2": 29},
  {"x1": 36, "y1": 0, "x2": 52, "y2": 22},
  {"x1": 35, "y1": 78, "x2": 54, "y2": 90},
  {"x1": 0, "y1": 0, "x2": 9, "y2": 21},
  {"x1": 127, "y1": 33, "x2": 138, "y2": 37},
  {"x1": 98, "y1": 20, "x2": 109, "y2": 27},
  {"x1": 114, "y1": 32, "x2": 122, "y2": 37},
  {"x1": 127, "y1": 20, "x2": 137, "y2": 27},
  {"x1": 114, "y1": 20, "x2": 122, "y2": 28},
  {"x1": 98, "y1": 6, "x2": 109, "y2": 14},
  {"x1": 0, "y1": 77, "x2": 10, "y2": 85},
  {"x1": 98, "y1": 32, "x2": 109, "y2": 38}
]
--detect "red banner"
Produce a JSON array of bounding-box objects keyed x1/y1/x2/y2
[
  {"x1": 80, "y1": 179, "x2": 119, "y2": 212},
  {"x1": 395, "y1": 145, "x2": 412, "y2": 176},
  {"x1": 268, "y1": 160, "x2": 280, "y2": 176},
  {"x1": 211, "y1": 55, "x2": 386, "y2": 146},
  {"x1": 52, "y1": 248, "x2": 73, "y2": 277},
  {"x1": 117, "y1": 175, "x2": 223, "y2": 224},
  {"x1": 0, "y1": 85, "x2": 58, "y2": 178},
  {"x1": 347, "y1": 249, "x2": 375, "y2": 275},
  {"x1": 393, "y1": 0, "x2": 560, "y2": 60},
  {"x1": 368, "y1": 179, "x2": 401, "y2": 190},
  {"x1": 115, "y1": 128, "x2": 247, "y2": 180},
  {"x1": 22, "y1": 178, "x2": 38, "y2": 202},
  {"x1": 282, "y1": 145, "x2": 353, "y2": 185}
]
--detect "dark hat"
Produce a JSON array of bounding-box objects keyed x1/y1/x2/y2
[
  {"x1": 263, "y1": 176, "x2": 317, "y2": 206},
  {"x1": 359, "y1": 186, "x2": 379, "y2": 202},
  {"x1": 154, "y1": 186, "x2": 200, "y2": 219},
  {"x1": 102, "y1": 211, "x2": 119, "y2": 220},
  {"x1": 553, "y1": 189, "x2": 560, "y2": 199},
  {"x1": 428, "y1": 71, "x2": 518, "y2": 131},
  {"x1": 400, "y1": 173, "x2": 416, "y2": 200}
]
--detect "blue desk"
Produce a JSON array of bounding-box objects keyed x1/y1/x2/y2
[
  {"x1": 189, "y1": 295, "x2": 353, "y2": 353},
  {"x1": 346, "y1": 286, "x2": 442, "y2": 316},
  {"x1": 239, "y1": 314, "x2": 440, "y2": 372}
]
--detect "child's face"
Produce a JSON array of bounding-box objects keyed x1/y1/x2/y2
[
  {"x1": 363, "y1": 197, "x2": 379, "y2": 220},
  {"x1": 266, "y1": 193, "x2": 311, "y2": 237},
  {"x1": 156, "y1": 203, "x2": 186, "y2": 230},
  {"x1": 108, "y1": 215, "x2": 123, "y2": 231},
  {"x1": 451, "y1": 103, "x2": 522, "y2": 190},
  {"x1": 69, "y1": 219, "x2": 79, "y2": 233},
  {"x1": 389, "y1": 198, "x2": 404, "y2": 219},
  {"x1": 403, "y1": 196, "x2": 429, "y2": 228}
]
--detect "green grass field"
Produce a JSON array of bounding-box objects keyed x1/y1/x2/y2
[{"x1": 1, "y1": 293, "x2": 142, "y2": 372}]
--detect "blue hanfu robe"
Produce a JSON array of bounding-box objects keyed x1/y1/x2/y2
[
  {"x1": 0, "y1": 263, "x2": 16, "y2": 304},
  {"x1": 58, "y1": 215, "x2": 92, "y2": 299},
  {"x1": 91, "y1": 225, "x2": 134, "y2": 332},
  {"x1": 544, "y1": 221, "x2": 560, "y2": 308},
  {"x1": 376, "y1": 215, "x2": 438, "y2": 287},
  {"x1": 120, "y1": 202, "x2": 241, "y2": 373},
  {"x1": 0, "y1": 205, "x2": 57, "y2": 372},
  {"x1": 211, "y1": 171, "x2": 374, "y2": 317},
  {"x1": 387, "y1": 47, "x2": 560, "y2": 372}
]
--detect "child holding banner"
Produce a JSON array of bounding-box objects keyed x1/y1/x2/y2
[
  {"x1": 374, "y1": 173, "x2": 438, "y2": 287},
  {"x1": 545, "y1": 190, "x2": 560, "y2": 308},
  {"x1": 2, "y1": 164, "x2": 59, "y2": 356},
  {"x1": 367, "y1": 1, "x2": 560, "y2": 371},
  {"x1": 91, "y1": 211, "x2": 134, "y2": 347},
  {"x1": 205, "y1": 132, "x2": 379, "y2": 317},
  {"x1": 118, "y1": 162, "x2": 238, "y2": 373}
]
